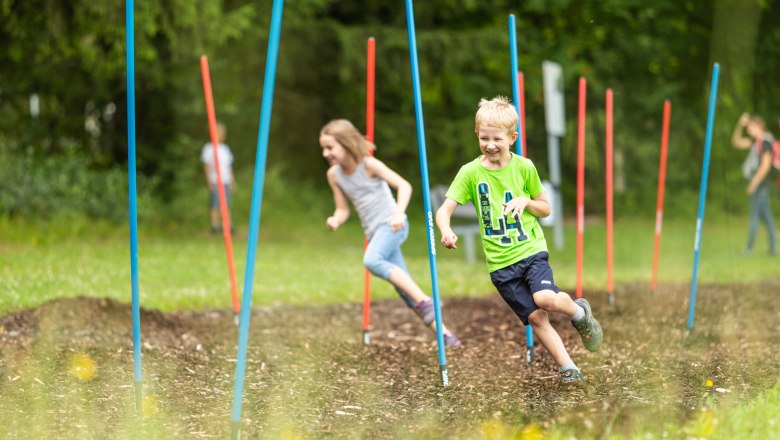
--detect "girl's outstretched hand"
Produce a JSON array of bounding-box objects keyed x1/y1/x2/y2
[
  {"x1": 440, "y1": 229, "x2": 458, "y2": 249},
  {"x1": 326, "y1": 216, "x2": 340, "y2": 231}
]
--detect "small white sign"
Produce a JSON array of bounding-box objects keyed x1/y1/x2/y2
[{"x1": 543, "y1": 61, "x2": 565, "y2": 137}]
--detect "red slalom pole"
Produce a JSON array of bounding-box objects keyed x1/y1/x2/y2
[
  {"x1": 651, "y1": 100, "x2": 671, "y2": 295},
  {"x1": 518, "y1": 71, "x2": 527, "y2": 157},
  {"x1": 576, "y1": 77, "x2": 586, "y2": 299},
  {"x1": 606, "y1": 89, "x2": 615, "y2": 305},
  {"x1": 362, "y1": 37, "x2": 376, "y2": 345},
  {"x1": 200, "y1": 55, "x2": 240, "y2": 322}
]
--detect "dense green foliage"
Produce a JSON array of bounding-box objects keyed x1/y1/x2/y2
[{"x1": 1, "y1": 0, "x2": 779, "y2": 220}]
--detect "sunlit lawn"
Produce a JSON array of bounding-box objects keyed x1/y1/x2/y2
[{"x1": 1, "y1": 212, "x2": 777, "y2": 314}]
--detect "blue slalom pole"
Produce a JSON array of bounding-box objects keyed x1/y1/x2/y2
[
  {"x1": 405, "y1": 0, "x2": 449, "y2": 387},
  {"x1": 125, "y1": 0, "x2": 143, "y2": 416},
  {"x1": 687, "y1": 63, "x2": 720, "y2": 333},
  {"x1": 508, "y1": 13, "x2": 533, "y2": 364},
  {"x1": 508, "y1": 14, "x2": 524, "y2": 156},
  {"x1": 230, "y1": 1, "x2": 284, "y2": 438}
]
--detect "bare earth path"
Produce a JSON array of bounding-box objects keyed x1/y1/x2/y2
[{"x1": 1, "y1": 281, "x2": 779, "y2": 438}]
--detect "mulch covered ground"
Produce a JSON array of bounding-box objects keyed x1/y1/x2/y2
[{"x1": 1, "y1": 281, "x2": 779, "y2": 438}]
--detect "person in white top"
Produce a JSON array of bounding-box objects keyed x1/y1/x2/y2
[{"x1": 201, "y1": 122, "x2": 236, "y2": 233}]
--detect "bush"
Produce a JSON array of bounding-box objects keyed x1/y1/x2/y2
[{"x1": 0, "y1": 146, "x2": 156, "y2": 222}]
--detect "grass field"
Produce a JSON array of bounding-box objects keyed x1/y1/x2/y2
[
  {"x1": 1, "y1": 212, "x2": 777, "y2": 314},
  {"x1": 1, "y1": 211, "x2": 779, "y2": 439}
]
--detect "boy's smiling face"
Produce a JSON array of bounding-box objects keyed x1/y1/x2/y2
[{"x1": 477, "y1": 124, "x2": 518, "y2": 168}]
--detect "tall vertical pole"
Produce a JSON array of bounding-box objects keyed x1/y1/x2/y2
[
  {"x1": 508, "y1": 14, "x2": 533, "y2": 363},
  {"x1": 508, "y1": 14, "x2": 524, "y2": 156},
  {"x1": 651, "y1": 100, "x2": 671, "y2": 295},
  {"x1": 405, "y1": 0, "x2": 449, "y2": 387},
  {"x1": 200, "y1": 55, "x2": 241, "y2": 321},
  {"x1": 125, "y1": 0, "x2": 143, "y2": 416},
  {"x1": 606, "y1": 89, "x2": 615, "y2": 305},
  {"x1": 519, "y1": 72, "x2": 527, "y2": 157},
  {"x1": 542, "y1": 61, "x2": 565, "y2": 250},
  {"x1": 576, "y1": 78, "x2": 587, "y2": 299},
  {"x1": 230, "y1": 1, "x2": 284, "y2": 438},
  {"x1": 362, "y1": 37, "x2": 376, "y2": 345},
  {"x1": 688, "y1": 64, "x2": 720, "y2": 333}
]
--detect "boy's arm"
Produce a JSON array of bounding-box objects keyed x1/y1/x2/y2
[
  {"x1": 731, "y1": 113, "x2": 752, "y2": 150},
  {"x1": 203, "y1": 165, "x2": 213, "y2": 190},
  {"x1": 326, "y1": 167, "x2": 350, "y2": 231},
  {"x1": 528, "y1": 192, "x2": 551, "y2": 218},
  {"x1": 435, "y1": 198, "x2": 460, "y2": 249}
]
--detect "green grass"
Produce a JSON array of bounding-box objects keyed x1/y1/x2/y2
[
  {"x1": 2, "y1": 207, "x2": 779, "y2": 439},
  {"x1": 1, "y1": 211, "x2": 777, "y2": 314}
]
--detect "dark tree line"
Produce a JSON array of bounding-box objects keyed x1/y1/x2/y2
[{"x1": 1, "y1": 0, "x2": 777, "y2": 219}]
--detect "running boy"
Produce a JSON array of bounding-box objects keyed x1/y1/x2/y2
[
  {"x1": 320, "y1": 119, "x2": 461, "y2": 346},
  {"x1": 435, "y1": 97, "x2": 602, "y2": 383}
]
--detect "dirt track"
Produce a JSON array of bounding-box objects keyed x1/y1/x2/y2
[{"x1": 2, "y1": 281, "x2": 779, "y2": 438}]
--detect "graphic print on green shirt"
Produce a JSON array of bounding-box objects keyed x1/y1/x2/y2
[
  {"x1": 478, "y1": 183, "x2": 529, "y2": 243},
  {"x1": 446, "y1": 154, "x2": 548, "y2": 272}
]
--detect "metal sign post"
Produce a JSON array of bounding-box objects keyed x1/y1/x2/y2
[{"x1": 542, "y1": 61, "x2": 565, "y2": 250}]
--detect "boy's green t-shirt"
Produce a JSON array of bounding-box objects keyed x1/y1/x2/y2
[{"x1": 445, "y1": 153, "x2": 548, "y2": 273}]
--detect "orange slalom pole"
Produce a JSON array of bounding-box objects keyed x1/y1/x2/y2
[
  {"x1": 606, "y1": 89, "x2": 614, "y2": 305},
  {"x1": 362, "y1": 37, "x2": 376, "y2": 345},
  {"x1": 200, "y1": 55, "x2": 240, "y2": 320},
  {"x1": 576, "y1": 77, "x2": 586, "y2": 299},
  {"x1": 651, "y1": 100, "x2": 671, "y2": 295},
  {"x1": 518, "y1": 71, "x2": 527, "y2": 157}
]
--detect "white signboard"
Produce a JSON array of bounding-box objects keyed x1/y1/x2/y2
[{"x1": 542, "y1": 61, "x2": 565, "y2": 137}]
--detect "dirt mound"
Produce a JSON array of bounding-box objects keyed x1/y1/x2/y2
[{"x1": 1, "y1": 282, "x2": 779, "y2": 438}]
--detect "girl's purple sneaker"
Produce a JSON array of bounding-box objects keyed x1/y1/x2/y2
[
  {"x1": 444, "y1": 333, "x2": 462, "y2": 347},
  {"x1": 414, "y1": 299, "x2": 435, "y2": 325}
]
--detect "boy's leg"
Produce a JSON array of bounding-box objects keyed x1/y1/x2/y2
[
  {"x1": 224, "y1": 184, "x2": 234, "y2": 232},
  {"x1": 525, "y1": 253, "x2": 602, "y2": 352},
  {"x1": 527, "y1": 309, "x2": 572, "y2": 366},
  {"x1": 209, "y1": 187, "x2": 220, "y2": 232},
  {"x1": 532, "y1": 289, "x2": 578, "y2": 316},
  {"x1": 492, "y1": 265, "x2": 582, "y2": 383},
  {"x1": 210, "y1": 209, "x2": 219, "y2": 227}
]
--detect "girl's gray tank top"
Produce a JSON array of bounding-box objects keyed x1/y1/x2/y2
[{"x1": 334, "y1": 160, "x2": 396, "y2": 238}]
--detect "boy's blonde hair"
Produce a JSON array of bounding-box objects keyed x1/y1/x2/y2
[
  {"x1": 475, "y1": 96, "x2": 518, "y2": 134},
  {"x1": 320, "y1": 119, "x2": 374, "y2": 162}
]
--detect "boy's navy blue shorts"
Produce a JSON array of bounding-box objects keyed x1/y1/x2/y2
[{"x1": 489, "y1": 251, "x2": 559, "y2": 325}]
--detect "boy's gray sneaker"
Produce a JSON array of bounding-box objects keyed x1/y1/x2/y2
[
  {"x1": 414, "y1": 299, "x2": 435, "y2": 326},
  {"x1": 572, "y1": 298, "x2": 602, "y2": 352},
  {"x1": 560, "y1": 368, "x2": 585, "y2": 384}
]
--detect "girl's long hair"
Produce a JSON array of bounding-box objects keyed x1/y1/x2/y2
[{"x1": 320, "y1": 119, "x2": 375, "y2": 162}]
